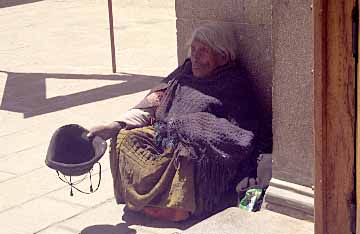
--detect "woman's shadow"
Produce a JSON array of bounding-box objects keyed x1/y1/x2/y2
[
  {"x1": 80, "y1": 224, "x2": 136, "y2": 234},
  {"x1": 80, "y1": 208, "x2": 203, "y2": 234}
]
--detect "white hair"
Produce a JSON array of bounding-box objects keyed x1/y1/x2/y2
[{"x1": 187, "y1": 23, "x2": 237, "y2": 61}]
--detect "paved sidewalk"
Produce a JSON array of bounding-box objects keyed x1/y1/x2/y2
[
  {"x1": 0, "y1": 1, "x2": 183, "y2": 233},
  {"x1": 0, "y1": 1, "x2": 314, "y2": 233}
]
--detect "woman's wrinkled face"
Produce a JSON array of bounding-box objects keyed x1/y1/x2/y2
[{"x1": 190, "y1": 40, "x2": 227, "y2": 78}]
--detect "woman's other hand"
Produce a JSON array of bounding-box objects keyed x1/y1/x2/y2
[{"x1": 87, "y1": 122, "x2": 124, "y2": 140}]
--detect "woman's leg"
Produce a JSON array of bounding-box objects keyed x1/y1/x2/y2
[{"x1": 110, "y1": 126, "x2": 195, "y2": 220}]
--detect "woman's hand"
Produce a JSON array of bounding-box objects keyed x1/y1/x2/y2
[{"x1": 87, "y1": 122, "x2": 125, "y2": 140}]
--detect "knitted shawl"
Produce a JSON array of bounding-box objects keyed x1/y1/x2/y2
[{"x1": 137, "y1": 59, "x2": 260, "y2": 214}]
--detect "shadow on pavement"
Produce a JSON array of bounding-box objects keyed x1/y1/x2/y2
[
  {"x1": 0, "y1": 70, "x2": 164, "y2": 118},
  {"x1": 0, "y1": 0, "x2": 44, "y2": 8},
  {"x1": 81, "y1": 224, "x2": 136, "y2": 234},
  {"x1": 80, "y1": 209, "x2": 202, "y2": 234},
  {"x1": 121, "y1": 208, "x2": 201, "y2": 230}
]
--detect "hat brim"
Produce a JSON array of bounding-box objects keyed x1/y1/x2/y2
[{"x1": 45, "y1": 124, "x2": 107, "y2": 176}]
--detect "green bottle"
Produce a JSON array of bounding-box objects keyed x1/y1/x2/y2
[{"x1": 238, "y1": 188, "x2": 263, "y2": 211}]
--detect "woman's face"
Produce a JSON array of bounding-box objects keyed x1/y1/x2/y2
[{"x1": 190, "y1": 40, "x2": 227, "y2": 78}]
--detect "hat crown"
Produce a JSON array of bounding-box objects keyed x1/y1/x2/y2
[{"x1": 52, "y1": 125, "x2": 94, "y2": 164}]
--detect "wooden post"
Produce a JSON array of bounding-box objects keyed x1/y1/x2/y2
[
  {"x1": 357, "y1": 1, "x2": 360, "y2": 233},
  {"x1": 107, "y1": 0, "x2": 116, "y2": 73},
  {"x1": 314, "y1": 0, "x2": 356, "y2": 233}
]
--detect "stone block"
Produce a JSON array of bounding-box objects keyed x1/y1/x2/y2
[
  {"x1": 182, "y1": 207, "x2": 314, "y2": 234},
  {"x1": 36, "y1": 226, "x2": 77, "y2": 234},
  {"x1": 0, "y1": 144, "x2": 47, "y2": 175},
  {"x1": 0, "y1": 127, "x2": 51, "y2": 158},
  {"x1": 265, "y1": 178, "x2": 314, "y2": 221},
  {"x1": 0, "y1": 197, "x2": 84, "y2": 234},
  {"x1": 272, "y1": 0, "x2": 314, "y2": 186},
  {"x1": 58, "y1": 199, "x2": 145, "y2": 233},
  {"x1": 176, "y1": 0, "x2": 271, "y2": 25},
  {"x1": 0, "y1": 110, "x2": 25, "y2": 136},
  {"x1": 0, "y1": 110, "x2": 67, "y2": 137},
  {"x1": 0, "y1": 167, "x2": 66, "y2": 211},
  {"x1": 46, "y1": 167, "x2": 114, "y2": 208}
]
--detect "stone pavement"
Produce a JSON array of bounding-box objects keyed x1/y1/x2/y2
[{"x1": 0, "y1": 1, "x2": 314, "y2": 233}]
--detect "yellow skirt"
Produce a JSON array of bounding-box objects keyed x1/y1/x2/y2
[{"x1": 109, "y1": 126, "x2": 196, "y2": 214}]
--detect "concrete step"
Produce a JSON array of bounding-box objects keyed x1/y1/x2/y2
[
  {"x1": 182, "y1": 207, "x2": 314, "y2": 234},
  {"x1": 181, "y1": 179, "x2": 315, "y2": 234},
  {"x1": 263, "y1": 178, "x2": 314, "y2": 221}
]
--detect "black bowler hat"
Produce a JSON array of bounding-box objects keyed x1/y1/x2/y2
[
  {"x1": 45, "y1": 124, "x2": 107, "y2": 196},
  {"x1": 45, "y1": 124, "x2": 107, "y2": 176}
]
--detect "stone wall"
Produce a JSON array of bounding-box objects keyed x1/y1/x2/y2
[
  {"x1": 271, "y1": 0, "x2": 314, "y2": 186},
  {"x1": 175, "y1": 0, "x2": 314, "y2": 186}
]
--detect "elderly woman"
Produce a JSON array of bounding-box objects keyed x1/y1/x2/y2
[{"x1": 88, "y1": 23, "x2": 259, "y2": 221}]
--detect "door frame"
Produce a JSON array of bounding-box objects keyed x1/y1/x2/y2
[{"x1": 313, "y1": 0, "x2": 356, "y2": 233}]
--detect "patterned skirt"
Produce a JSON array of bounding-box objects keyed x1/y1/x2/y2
[{"x1": 109, "y1": 126, "x2": 196, "y2": 214}]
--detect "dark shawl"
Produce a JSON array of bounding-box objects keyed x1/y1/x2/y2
[{"x1": 135, "y1": 59, "x2": 260, "y2": 214}]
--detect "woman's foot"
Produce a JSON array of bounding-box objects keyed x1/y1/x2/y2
[{"x1": 143, "y1": 207, "x2": 190, "y2": 222}]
